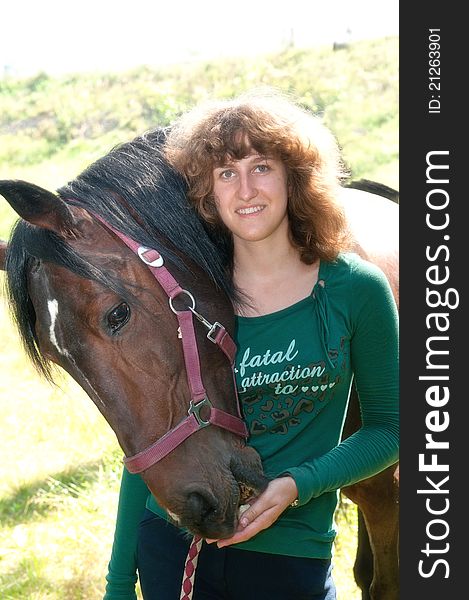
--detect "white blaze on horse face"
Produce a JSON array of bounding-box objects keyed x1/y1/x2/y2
[
  {"x1": 46, "y1": 298, "x2": 106, "y2": 407},
  {"x1": 47, "y1": 299, "x2": 71, "y2": 357}
]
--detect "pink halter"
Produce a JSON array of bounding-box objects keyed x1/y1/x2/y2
[{"x1": 92, "y1": 214, "x2": 247, "y2": 473}]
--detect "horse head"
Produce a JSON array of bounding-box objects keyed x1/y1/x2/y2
[{"x1": 0, "y1": 131, "x2": 267, "y2": 539}]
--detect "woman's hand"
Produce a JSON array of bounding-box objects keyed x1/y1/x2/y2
[{"x1": 208, "y1": 476, "x2": 298, "y2": 548}]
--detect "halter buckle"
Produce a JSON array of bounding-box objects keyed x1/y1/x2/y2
[
  {"x1": 206, "y1": 321, "x2": 224, "y2": 343},
  {"x1": 188, "y1": 397, "x2": 212, "y2": 428},
  {"x1": 137, "y1": 246, "x2": 164, "y2": 267}
]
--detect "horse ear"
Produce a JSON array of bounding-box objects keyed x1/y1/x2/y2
[
  {"x1": 0, "y1": 180, "x2": 77, "y2": 236},
  {"x1": 0, "y1": 240, "x2": 6, "y2": 270}
]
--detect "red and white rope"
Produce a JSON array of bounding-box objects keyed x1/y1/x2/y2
[{"x1": 180, "y1": 535, "x2": 203, "y2": 600}]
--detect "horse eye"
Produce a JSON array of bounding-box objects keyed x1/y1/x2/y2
[{"x1": 107, "y1": 302, "x2": 131, "y2": 333}]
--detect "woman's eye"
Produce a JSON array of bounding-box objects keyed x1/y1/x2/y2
[
  {"x1": 219, "y1": 169, "x2": 235, "y2": 180},
  {"x1": 107, "y1": 302, "x2": 131, "y2": 333},
  {"x1": 254, "y1": 164, "x2": 269, "y2": 173}
]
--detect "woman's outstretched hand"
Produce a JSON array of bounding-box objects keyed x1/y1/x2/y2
[{"x1": 207, "y1": 476, "x2": 298, "y2": 548}]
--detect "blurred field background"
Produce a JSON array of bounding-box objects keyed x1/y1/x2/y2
[{"x1": 0, "y1": 36, "x2": 398, "y2": 599}]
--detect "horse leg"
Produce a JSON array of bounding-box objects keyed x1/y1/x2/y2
[
  {"x1": 344, "y1": 466, "x2": 399, "y2": 600},
  {"x1": 353, "y1": 507, "x2": 373, "y2": 600}
]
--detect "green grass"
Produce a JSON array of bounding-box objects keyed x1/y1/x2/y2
[{"x1": 0, "y1": 290, "x2": 128, "y2": 599}]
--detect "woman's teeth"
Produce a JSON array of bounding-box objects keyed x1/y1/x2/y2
[{"x1": 237, "y1": 205, "x2": 264, "y2": 215}]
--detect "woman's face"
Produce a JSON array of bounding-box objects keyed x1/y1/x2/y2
[{"x1": 212, "y1": 151, "x2": 289, "y2": 245}]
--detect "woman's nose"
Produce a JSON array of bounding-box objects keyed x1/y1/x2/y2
[{"x1": 238, "y1": 174, "x2": 257, "y2": 202}]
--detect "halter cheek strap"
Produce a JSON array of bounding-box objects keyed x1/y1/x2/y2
[{"x1": 90, "y1": 215, "x2": 247, "y2": 473}]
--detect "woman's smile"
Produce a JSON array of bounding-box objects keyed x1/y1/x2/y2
[{"x1": 235, "y1": 205, "x2": 266, "y2": 216}]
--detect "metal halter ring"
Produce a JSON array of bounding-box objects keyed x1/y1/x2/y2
[
  {"x1": 169, "y1": 289, "x2": 196, "y2": 314},
  {"x1": 188, "y1": 397, "x2": 213, "y2": 428}
]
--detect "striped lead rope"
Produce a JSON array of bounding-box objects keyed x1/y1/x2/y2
[{"x1": 180, "y1": 535, "x2": 204, "y2": 600}]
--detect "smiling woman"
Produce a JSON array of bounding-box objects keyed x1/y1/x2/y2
[{"x1": 103, "y1": 89, "x2": 399, "y2": 600}]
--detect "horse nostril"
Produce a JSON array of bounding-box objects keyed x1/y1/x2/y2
[{"x1": 186, "y1": 489, "x2": 218, "y2": 524}]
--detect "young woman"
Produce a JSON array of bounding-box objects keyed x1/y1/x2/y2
[{"x1": 103, "y1": 90, "x2": 399, "y2": 600}]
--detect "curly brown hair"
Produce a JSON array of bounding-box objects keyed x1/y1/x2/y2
[{"x1": 165, "y1": 88, "x2": 350, "y2": 264}]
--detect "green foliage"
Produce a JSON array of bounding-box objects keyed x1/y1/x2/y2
[{"x1": 0, "y1": 37, "x2": 398, "y2": 193}]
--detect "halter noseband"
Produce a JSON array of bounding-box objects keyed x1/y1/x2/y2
[{"x1": 92, "y1": 215, "x2": 247, "y2": 473}]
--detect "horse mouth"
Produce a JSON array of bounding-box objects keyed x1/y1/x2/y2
[
  {"x1": 231, "y1": 450, "x2": 269, "y2": 524},
  {"x1": 164, "y1": 452, "x2": 268, "y2": 539},
  {"x1": 162, "y1": 478, "x2": 265, "y2": 540}
]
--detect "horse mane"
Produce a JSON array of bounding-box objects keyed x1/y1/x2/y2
[
  {"x1": 346, "y1": 178, "x2": 399, "y2": 204},
  {"x1": 60, "y1": 126, "x2": 233, "y2": 285},
  {"x1": 5, "y1": 127, "x2": 235, "y2": 381}
]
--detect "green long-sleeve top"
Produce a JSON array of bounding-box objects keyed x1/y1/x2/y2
[{"x1": 104, "y1": 252, "x2": 399, "y2": 599}]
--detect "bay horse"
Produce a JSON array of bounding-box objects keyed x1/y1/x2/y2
[
  {"x1": 0, "y1": 128, "x2": 268, "y2": 542},
  {"x1": 340, "y1": 181, "x2": 399, "y2": 600},
  {"x1": 0, "y1": 129, "x2": 398, "y2": 599}
]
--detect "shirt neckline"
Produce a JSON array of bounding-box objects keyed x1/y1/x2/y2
[{"x1": 236, "y1": 261, "x2": 327, "y2": 323}]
